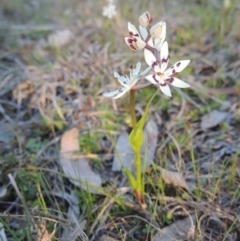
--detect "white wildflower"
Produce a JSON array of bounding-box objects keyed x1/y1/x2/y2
[
  {"x1": 102, "y1": 3, "x2": 117, "y2": 19},
  {"x1": 103, "y1": 62, "x2": 151, "y2": 99},
  {"x1": 144, "y1": 41, "x2": 190, "y2": 97}
]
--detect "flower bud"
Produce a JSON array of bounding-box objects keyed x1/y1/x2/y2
[
  {"x1": 125, "y1": 37, "x2": 146, "y2": 51},
  {"x1": 150, "y1": 21, "x2": 165, "y2": 39},
  {"x1": 136, "y1": 39, "x2": 146, "y2": 49},
  {"x1": 139, "y1": 12, "x2": 152, "y2": 28}
]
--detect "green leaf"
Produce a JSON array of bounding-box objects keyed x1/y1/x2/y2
[
  {"x1": 129, "y1": 120, "x2": 144, "y2": 152},
  {"x1": 129, "y1": 90, "x2": 159, "y2": 153},
  {"x1": 123, "y1": 168, "x2": 137, "y2": 190}
]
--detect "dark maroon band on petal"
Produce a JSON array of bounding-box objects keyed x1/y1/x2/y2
[
  {"x1": 162, "y1": 55, "x2": 169, "y2": 64},
  {"x1": 130, "y1": 45, "x2": 137, "y2": 50},
  {"x1": 152, "y1": 61, "x2": 159, "y2": 69},
  {"x1": 153, "y1": 75, "x2": 159, "y2": 83},
  {"x1": 166, "y1": 77, "x2": 174, "y2": 83},
  {"x1": 176, "y1": 62, "x2": 181, "y2": 67},
  {"x1": 160, "y1": 82, "x2": 167, "y2": 86},
  {"x1": 172, "y1": 68, "x2": 176, "y2": 74},
  {"x1": 129, "y1": 32, "x2": 139, "y2": 37}
]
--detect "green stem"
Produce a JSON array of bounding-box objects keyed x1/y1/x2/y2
[
  {"x1": 130, "y1": 90, "x2": 137, "y2": 131},
  {"x1": 135, "y1": 149, "x2": 143, "y2": 194},
  {"x1": 130, "y1": 89, "x2": 144, "y2": 203}
]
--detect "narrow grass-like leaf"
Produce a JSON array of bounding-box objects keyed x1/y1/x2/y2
[{"x1": 123, "y1": 168, "x2": 137, "y2": 190}]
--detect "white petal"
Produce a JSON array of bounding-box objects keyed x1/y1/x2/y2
[
  {"x1": 139, "y1": 12, "x2": 151, "y2": 28},
  {"x1": 124, "y1": 37, "x2": 131, "y2": 45},
  {"x1": 154, "y1": 37, "x2": 164, "y2": 51},
  {"x1": 160, "y1": 41, "x2": 169, "y2": 72},
  {"x1": 145, "y1": 74, "x2": 159, "y2": 85},
  {"x1": 144, "y1": 49, "x2": 162, "y2": 73},
  {"x1": 145, "y1": 75, "x2": 172, "y2": 97},
  {"x1": 132, "y1": 62, "x2": 141, "y2": 75},
  {"x1": 150, "y1": 21, "x2": 166, "y2": 39},
  {"x1": 129, "y1": 77, "x2": 140, "y2": 88},
  {"x1": 139, "y1": 26, "x2": 148, "y2": 40},
  {"x1": 159, "y1": 83, "x2": 172, "y2": 97},
  {"x1": 124, "y1": 37, "x2": 137, "y2": 51},
  {"x1": 162, "y1": 22, "x2": 166, "y2": 35},
  {"x1": 114, "y1": 72, "x2": 129, "y2": 86},
  {"x1": 144, "y1": 48, "x2": 155, "y2": 66},
  {"x1": 155, "y1": 22, "x2": 166, "y2": 51},
  {"x1": 136, "y1": 39, "x2": 146, "y2": 49},
  {"x1": 166, "y1": 77, "x2": 190, "y2": 88},
  {"x1": 128, "y1": 22, "x2": 140, "y2": 37},
  {"x1": 113, "y1": 87, "x2": 129, "y2": 99},
  {"x1": 147, "y1": 37, "x2": 154, "y2": 47},
  {"x1": 139, "y1": 66, "x2": 152, "y2": 76},
  {"x1": 103, "y1": 89, "x2": 120, "y2": 97},
  {"x1": 165, "y1": 60, "x2": 190, "y2": 76}
]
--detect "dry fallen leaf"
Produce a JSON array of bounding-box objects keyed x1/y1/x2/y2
[
  {"x1": 65, "y1": 192, "x2": 84, "y2": 239},
  {"x1": 66, "y1": 190, "x2": 80, "y2": 224},
  {"x1": 158, "y1": 167, "x2": 189, "y2": 191},
  {"x1": 200, "y1": 110, "x2": 228, "y2": 129},
  {"x1": 51, "y1": 190, "x2": 80, "y2": 224},
  {"x1": 48, "y1": 29, "x2": 74, "y2": 48},
  {"x1": 111, "y1": 131, "x2": 134, "y2": 171},
  {"x1": 36, "y1": 223, "x2": 56, "y2": 241},
  {"x1": 71, "y1": 220, "x2": 88, "y2": 241},
  {"x1": 112, "y1": 120, "x2": 158, "y2": 172},
  {"x1": 54, "y1": 190, "x2": 88, "y2": 241},
  {"x1": 153, "y1": 214, "x2": 196, "y2": 241},
  {"x1": 12, "y1": 81, "x2": 35, "y2": 105},
  {"x1": 61, "y1": 219, "x2": 88, "y2": 241},
  {"x1": 60, "y1": 128, "x2": 102, "y2": 193},
  {"x1": 142, "y1": 119, "x2": 158, "y2": 170}
]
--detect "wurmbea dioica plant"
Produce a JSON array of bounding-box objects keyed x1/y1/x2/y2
[{"x1": 103, "y1": 11, "x2": 190, "y2": 205}]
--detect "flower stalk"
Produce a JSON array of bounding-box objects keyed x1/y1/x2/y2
[{"x1": 130, "y1": 90, "x2": 137, "y2": 131}]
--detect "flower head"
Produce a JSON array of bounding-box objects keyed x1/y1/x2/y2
[
  {"x1": 102, "y1": 3, "x2": 117, "y2": 19},
  {"x1": 139, "y1": 11, "x2": 152, "y2": 28},
  {"x1": 144, "y1": 41, "x2": 190, "y2": 97},
  {"x1": 125, "y1": 22, "x2": 146, "y2": 51},
  {"x1": 103, "y1": 62, "x2": 151, "y2": 99},
  {"x1": 137, "y1": 21, "x2": 166, "y2": 52}
]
